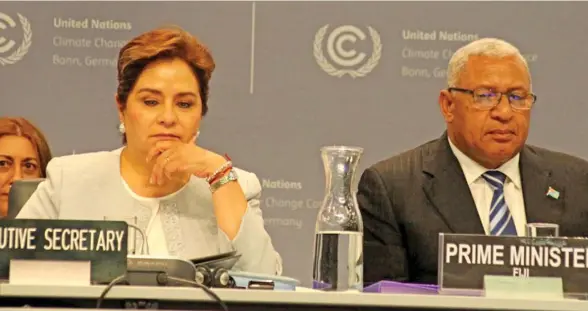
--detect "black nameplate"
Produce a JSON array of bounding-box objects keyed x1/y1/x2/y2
[
  {"x1": 0, "y1": 219, "x2": 127, "y2": 284},
  {"x1": 438, "y1": 233, "x2": 588, "y2": 294}
]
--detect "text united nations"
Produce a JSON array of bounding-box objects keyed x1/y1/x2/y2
[
  {"x1": 0, "y1": 227, "x2": 125, "y2": 252},
  {"x1": 445, "y1": 243, "x2": 588, "y2": 268}
]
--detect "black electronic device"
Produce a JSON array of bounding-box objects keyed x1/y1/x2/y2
[
  {"x1": 190, "y1": 251, "x2": 241, "y2": 288},
  {"x1": 7, "y1": 179, "x2": 44, "y2": 219},
  {"x1": 190, "y1": 250, "x2": 237, "y2": 265},
  {"x1": 125, "y1": 255, "x2": 196, "y2": 287},
  {"x1": 125, "y1": 252, "x2": 241, "y2": 288}
]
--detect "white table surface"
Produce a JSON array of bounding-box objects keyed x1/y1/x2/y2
[{"x1": 1, "y1": 284, "x2": 588, "y2": 311}]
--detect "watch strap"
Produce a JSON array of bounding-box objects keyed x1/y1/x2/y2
[{"x1": 210, "y1": 169, "x2": 238, "y2": 192}]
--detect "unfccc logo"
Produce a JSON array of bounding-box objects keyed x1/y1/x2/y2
[
  {"x1": 313, "y1": 24, "x2": 382, "y2": 78},
  {"x1": 0, "y1": 12, "x2": 32, "y2": 66}
]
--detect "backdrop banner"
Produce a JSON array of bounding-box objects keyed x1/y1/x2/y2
[{"x1": 1, "y1": 1, "x2": 586, "y2": 285}]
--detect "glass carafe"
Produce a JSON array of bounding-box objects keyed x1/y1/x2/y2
[{"x1": 312, "y1": 146, "x2": 364, "y2": 292}]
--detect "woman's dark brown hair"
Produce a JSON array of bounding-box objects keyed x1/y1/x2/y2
[
  {"x1": 116, "y1": 26, "x2": 216, "y2": 144},
  {"x1": 0, "y1": 117, "x2": 52, "y2": 178}
]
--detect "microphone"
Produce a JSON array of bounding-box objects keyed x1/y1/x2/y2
[{"x1": 126, "y1": 223, "x2": 150, "y2": 255}]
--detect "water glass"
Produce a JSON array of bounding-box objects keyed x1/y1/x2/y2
[
  {"x1": 526, "y1": 223, "x2": 559, "y2": 237},
  {"x1": 103, "y1": 216, "x2": 139, "y2": 254}
]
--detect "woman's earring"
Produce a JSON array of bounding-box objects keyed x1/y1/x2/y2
[
  {"x1": 118, "y1": 123, "x2": 126, "y2": 134},
  {"x1": 191, "y1": 130, "x2": 200, "y2": 144}
]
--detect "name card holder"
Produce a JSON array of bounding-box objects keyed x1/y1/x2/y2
[
  {"x1": 438, "y1": 233, "x2": 588, "y2": 298},
  {"x1": 0, "y1": 219, "x2": 128, "y2": 285},
  {"x1": 484, "y1": 275, "x2": 564, "y2": 300},
  {"x1": 9, "y1": 259, "x2": 91, "y2": 286}
]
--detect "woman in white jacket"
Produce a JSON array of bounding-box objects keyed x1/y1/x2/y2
[{"x1": 17, "y1": 26, "x2": 282, "y2": 276}]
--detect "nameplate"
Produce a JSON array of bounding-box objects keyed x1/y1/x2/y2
[
  {"x1": 484, "y1": 275, "x2": 563, "y2": 300},
  {"x1": 0, "y1": 219, "x2": 127, "y2": 284},
  {"x1": 438, "y1": 233, "x2": 588, "y2": 295}
]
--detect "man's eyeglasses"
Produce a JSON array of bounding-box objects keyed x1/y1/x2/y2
[{"x1": 448, "y1": 87, "x2": 537, "y2": 111}]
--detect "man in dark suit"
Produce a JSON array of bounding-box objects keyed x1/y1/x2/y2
[{"x1": 358, "y1": 38, "x2": 588, "y2": 285}]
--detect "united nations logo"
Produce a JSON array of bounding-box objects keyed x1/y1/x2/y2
[
  {"x1": 0, "y1": 12, "x2": 32, "y2": 66},
  {"x1": 313, "y1": 24, "x2": 382, "y2": 78}
]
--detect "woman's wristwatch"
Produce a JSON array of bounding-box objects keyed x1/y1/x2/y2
[{"x1": 209, "y1": 169, "x2": 238, "y2": 193}]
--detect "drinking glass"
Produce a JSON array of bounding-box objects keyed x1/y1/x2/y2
[{"x1": 526, "y1": 223, "x2": 559, "y2": 237}]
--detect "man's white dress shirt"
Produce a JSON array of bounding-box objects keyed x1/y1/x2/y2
[{"x1": 448, "y1": 138, "x2": 528, "y2": 236}]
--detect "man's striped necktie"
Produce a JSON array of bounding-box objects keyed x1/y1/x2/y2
[{"x1": 481, "y1": 171, "x2": 518, "y2": 236}]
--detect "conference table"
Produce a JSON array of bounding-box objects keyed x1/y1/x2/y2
[{"x1": 0, "y1": 284, "x2": 587, "y2": 311}]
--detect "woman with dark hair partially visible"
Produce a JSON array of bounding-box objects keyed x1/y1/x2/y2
[
  {"x1": 16, "y1": 26, "x2": 282, "y2": 275},
  {"x1": 0, "y1": 117, "x2": 52, "y2": 218}
]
